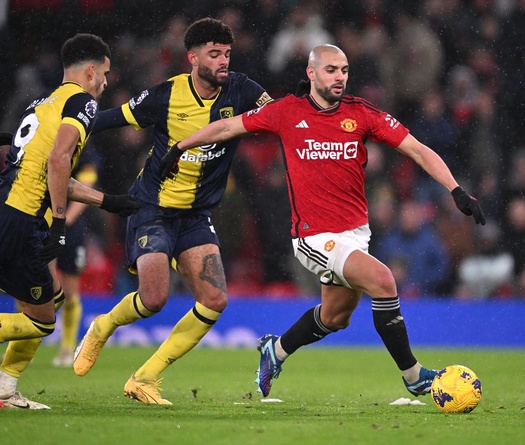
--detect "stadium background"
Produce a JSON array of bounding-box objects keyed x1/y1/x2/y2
[{"x1": 0, "y1": 0, "x2": 524, "y2": 347}]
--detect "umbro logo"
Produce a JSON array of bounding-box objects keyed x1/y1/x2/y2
[{"x1": 295, "y1": 120, "x2": 309, "y2": 128}]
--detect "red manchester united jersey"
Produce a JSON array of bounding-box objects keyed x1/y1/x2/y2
[{"x1": 242, "y1": 94, "x2": 409, "y2": 238}]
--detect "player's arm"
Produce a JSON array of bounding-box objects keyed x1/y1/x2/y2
[
  {"x1": 67, "y1": 177, "x2": 141, "y2": 217},
  {"x1": 38, "y1": 123, "x2": 79, "y2": 262},
  {"x1": 67, "y1": 177, "x2": 102, "y2": 206},
  {"x1": 160, "y1": 115, "x2": 250, "y2": 179},
  {"x1": 65, "y1": 164, "x2": 97, "y2": 225},
  {"x1": 48, "y1": 123, "x2": 79, "y2": 219},
  {"x1": 92, "y1": 107, "x2": 128, "y2": 134},
  {"x1": 396, "y1": 133, "x2": 458, "y2": 192},
  {"x1": 396, "y1": 133, "x2": 485, "y2": 224},
  {"x1": 180, "y1": 115, "x2": 248, "y2": 149}
]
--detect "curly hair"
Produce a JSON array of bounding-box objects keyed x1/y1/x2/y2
[
  {"x1": 184, "y1": 18, "x2": 235, "y2": 51},
  {"x1": 61, "y1": 33, "x2": 111, "y2": 68}
]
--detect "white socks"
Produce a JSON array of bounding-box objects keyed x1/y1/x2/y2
[
  {"x1": 402, "y1": 363, "x2": 422, "y2": 384},
  {"x1": 274, "y1": 338, "x2": 289, "y2": 362},
  {"x1": 0, "y1": 369, "x2": 17, "y2": 398}
]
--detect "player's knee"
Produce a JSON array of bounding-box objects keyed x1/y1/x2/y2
[
  {"x1": 31, "y1": 318, "x2": 56, "y2": 338},
  {"x1": 199, "y1": 290, "x2": 228, "y2": 313},
  {"x1": 323, "y1": 312, "x2": 351, "y2": 331},
  {"x1": 373, "y1": 268, "x2": 397, "y2": 297},
  {"x1": 142, "y1": 298, "x2": 167, "y2": 313},
  {"x1": 138, "y1": 290, "x2": 169, "y2": 313}
]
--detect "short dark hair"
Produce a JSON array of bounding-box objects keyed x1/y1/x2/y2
[
  {"x1": 184, "y1": 18, "x2": 234, "y2": 51},
  {"x1": 61, "y1": 33, "x2": 111, "y2": 68}
]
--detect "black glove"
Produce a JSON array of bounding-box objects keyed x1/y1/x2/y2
[
  {"x1": 37, "y1": 217, "x2": 66, "y2": 263},
  {"x1": 451, "y1": 186, "x2": 486, "y2": 225},
  {"x1": 159, "y1": 142, "x2": 183, "y2": 180},
  {"x1": 100, "y1": 194, "x2": 141, "y2": 217},
  {"x1": 295, "y1": 79, "x2": 310, "y2": 97}
]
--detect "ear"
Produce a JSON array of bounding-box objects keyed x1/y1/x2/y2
[
  {"x1": 187, "y1": 50, "x2": 198, "y2": 67},
  {"x1": 306, "y1": 66, "x2": 315, "y2": 81},
  {"x1": 86, "y1": 63, "x2": 95, "y2": 81}
]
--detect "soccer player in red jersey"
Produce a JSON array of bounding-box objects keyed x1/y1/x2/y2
[{"x1": 160, "y1": 44, "x2": 485, "y2": 398}]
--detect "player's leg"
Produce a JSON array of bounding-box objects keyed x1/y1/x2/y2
[
  {"x1": 73, "y1": 252, "x2": 165, "y2": 376},
  {"x1": 342, "y1": 249, "x2": 438, "y2": 395},
  {"x1": 0, "y1": 208, "x2": 58, "y2": 344},
  {"x1": 124, "y1": 212, "x2": 226, "y2": 404},
  {"x1": 0, "y1": 289, "x2": 56, "y2": 343},
  {"x1": 53, "y1": 227, "x2": 86, "y2": 367},
  {"x1": 0, "y1": 203, "x2": 57, "y2": 408},
  {"x1": 0, "y1": 291, "x2": 59, "y2": 410},
  {"x1": 74, "y1": 213, "x2": 174, "y2": 377},
  {"x1": 1, "y1": 284, "x2": 64, "y2": 381},
  {"x1": 127, "y1": 243, "x2": 226, "y2": 404},
  {"x1": 256, "y1": 284, "x2": 360, "y2": 397},
  {"x1": 53, "y1": 272, "x2": 82, "y2": 366},
  {"x1": 281, "y1": 284, "x2": 360, "y2": 354}
]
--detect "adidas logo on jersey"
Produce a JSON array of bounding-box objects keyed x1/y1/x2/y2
[{"x1": 295, "y1": 120, "x2": 309, "y2": 128}]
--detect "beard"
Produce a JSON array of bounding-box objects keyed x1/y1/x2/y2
[
  {"x1": 315, "y1": 83, "x2": 344, "y2": 104},
  {"x1": 198, "y1": 65, "x2": 228, "y2": 88},
  {"x1": 93, "y1": 80, "x2": 105, "y2": 101}
]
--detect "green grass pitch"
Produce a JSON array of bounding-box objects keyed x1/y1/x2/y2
[{"x1": 1, "y1": 346, "x2": 523, "y2": 445}]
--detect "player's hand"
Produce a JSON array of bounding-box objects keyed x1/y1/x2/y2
[
  {"x1": 159, "y1": 142, "x2": 183, "y2": 180},
  {"x1": 37, "y1": 217, "x2": 66, "y2": 263},
  {"x1": 451, "y1": 186, "x2": 486, "y2": 225},
  {"x1": 295, "y1": 79, "x2": 310, "y2": 96},
  {"x1": 100, "y1": 194, "x2": 141, "y2": 217}
]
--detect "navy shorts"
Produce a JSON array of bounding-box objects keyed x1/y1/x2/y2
[
  {"x1": 0, "y1": 203, "x2": 54, "y2": 304},
  {"x1": 57, "y1": 216, "x2": 87, "y2": 275},
  {"x1": 126, "y1": 204, "x2": 220, "y2": 273}
]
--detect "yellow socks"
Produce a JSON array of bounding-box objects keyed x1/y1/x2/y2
[
  {"x1": 0, "y1": 337, "x2": 41, "y2": 378},
  {"x1": 60, "y1": 293, "x2": 82, "y2": 351},
  {"x1": 0, "y1": 313, "x2": 54, "y2": 342},
  {"x1": 1, "y1": 288, "x2": 63, "y2": 376},
  {"x1": 134, "y1": 302, "x2": 221, "y2": 382},
  {"x1": 96, "y1": 292, "x2": 156, "y2": 339}
]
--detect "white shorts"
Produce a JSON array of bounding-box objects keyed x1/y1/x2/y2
[{"x1": 292, "y1": 224, "x2": 372, "y2": 288}]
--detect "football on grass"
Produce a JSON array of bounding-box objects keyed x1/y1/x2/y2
[{"x1": 431, "y1": 365, "x2": 482, "y2": 413}]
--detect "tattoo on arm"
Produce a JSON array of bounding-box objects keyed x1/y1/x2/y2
[
  {"x1": 57, "y1": 207, "x2": 65, "y2": 214},
  {"x1": 199, "y1": 254, "x2": 226, "y2": 293}
]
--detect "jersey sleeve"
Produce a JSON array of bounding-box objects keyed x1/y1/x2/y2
[
  {"x1": 62, "y1": 92, "x2": 98, "y2": 145},
  {"x1": 366, "y1": 107, "x2": 409, "y2": 147},
  {"x1": 121, "y1": 81, "x2": 171, "y2": 130},
  {"x1": 241, "y1": 97, "x2": 285, "y2": 135},
  {"x1": 239, "y1": 75, "x2": 273, "y2": 110}
]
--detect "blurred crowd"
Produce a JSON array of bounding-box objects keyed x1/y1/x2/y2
[{"x1": 1, "y1": 0, "x2": 524, "y2": 299}]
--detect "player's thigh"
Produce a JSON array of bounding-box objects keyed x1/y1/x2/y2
[
  {"x1": 320, "y1": 284, "x2": 361, "y2": 329},
  {"x1": 177, "y1": 244, "x2": 227, "y2": 311},
  {"x1": 136, "y1": 252, "x2": 171, "y2": 310},
  {"x1": 0, "y1": 208, "x2": 55, "y2": 307}
]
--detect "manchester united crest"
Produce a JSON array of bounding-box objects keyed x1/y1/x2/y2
[
  {"x1": 341, "y1": 118, "x2": 357, "y2": 132},
  {"x1": 324, "y1": 240, "x2": 336, "y2": 252}
]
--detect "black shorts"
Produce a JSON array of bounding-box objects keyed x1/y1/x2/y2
[
  {"x1": 126, "y1": 204, "x2": 220, "y2": 273},
  {"x1": 0, "y1": 203, "x2": 54, "y2": 304},
  {"x1": 57, "y1": 217, "x2": 87, "y2": 275}
]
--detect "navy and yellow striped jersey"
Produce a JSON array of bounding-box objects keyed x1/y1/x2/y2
[
  {"x1": 0, "y1": 82, "x2": 98, "y2": 217},
  {"x1": 123, "y1": 72, "x2": 271, "y2": 210}
]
